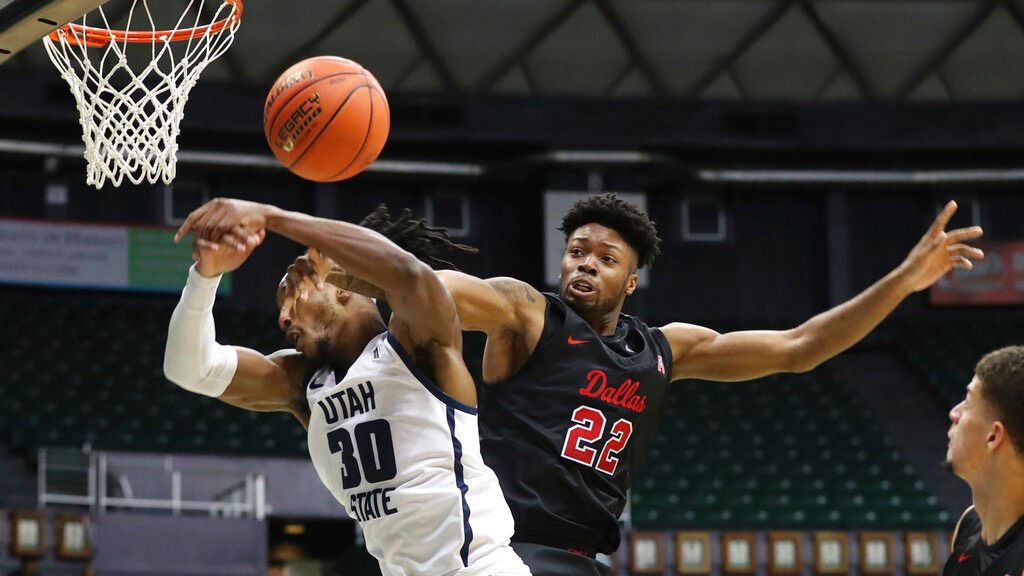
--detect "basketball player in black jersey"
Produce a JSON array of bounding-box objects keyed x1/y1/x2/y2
[
  {"x1": 944, "y1": 347, "x2": 1024, "y2": 576},
  {"x1": 284, "y1": 194, "x2": 982, "y2": 576}
]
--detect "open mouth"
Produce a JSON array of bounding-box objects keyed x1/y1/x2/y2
[
  {"x1": 568, "y1": 278, "x2": 596, "y2": 296},
  {"x1": 286, "y1": 330, "x2": 301, "y2": 346}
]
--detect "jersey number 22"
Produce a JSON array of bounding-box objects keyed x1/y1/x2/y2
[{"x1": 560, "y1": 405, "x2": 633, "y2": 476}]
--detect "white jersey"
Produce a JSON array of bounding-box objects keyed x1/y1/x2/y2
[{"x1": 306, "y1": 332, "x2": 530, "y2": 576}]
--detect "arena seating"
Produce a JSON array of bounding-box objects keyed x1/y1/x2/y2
[
  {"x1": 0, "y1": 292, "x2": 303, "y2": 458},
  {"x1": 630, "y1": 370, "x2": 951, "y2": 530},
  {"x1": 884, "y1": 317, "x2": 1024, "y2": 409},
  {"x1": 0, "y1": 292, "x2": 953, "y2": 529}
]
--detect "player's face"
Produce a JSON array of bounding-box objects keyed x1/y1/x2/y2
[
  {"x1": 559, "y1": 224, "x2": 639, "y2": 317},
  {"x1": 946, "y1": 377, "x2": 997, "y2": 477},
  {"x1": 276, "y1": 278, "x2": 343, "y2": 364}
]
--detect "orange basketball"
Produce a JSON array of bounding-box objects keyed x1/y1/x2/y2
[{"x1": 264, "y1": 56, "x2": 390, "y2": 182}]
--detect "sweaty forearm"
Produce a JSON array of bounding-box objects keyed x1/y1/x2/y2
[
  {"x1": 792, "y1": 268, "x2": 912, "y2": 370},
  {"x1": 265, "y1": 208, "x2": 421, "y2": 292},
  {"x1": 163, "y1": 265, "x2": 238, "y2": 397}
]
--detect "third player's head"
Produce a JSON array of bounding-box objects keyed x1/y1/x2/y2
[
  {"x1": 276, "y1": 259, "x2": 382, "y2": 366},
  {"x1": 946, "y1": 346, "x2": 1024, "y2": 485},
  {"x1": 558, "y1": 193, "x2": 661, "y2": 324}
]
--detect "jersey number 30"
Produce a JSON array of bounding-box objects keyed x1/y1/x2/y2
[
  {"x1": 560, "y1": 406, "x2": 633, "y2": 476},
  {"x1": 327, "y1": 419, "x2": 398, "y2": 489}
]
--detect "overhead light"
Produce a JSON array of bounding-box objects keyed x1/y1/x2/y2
[
  {"x1": 283, "y1": 524, "x2": 305, "y2": 535},
  {"x1": 550, "y1": 150, "x2": 654, "y2": 164},
  {"x1": 0, "y1": 139, "x2": 485, "y2": 177},
  {"x1": 697, "y1": 168, "x2": 1024, "y2": 184}
]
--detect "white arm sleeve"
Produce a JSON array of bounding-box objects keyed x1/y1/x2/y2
[{"x1": 163, "y1": 264, "x2": 238, "y2": 397}]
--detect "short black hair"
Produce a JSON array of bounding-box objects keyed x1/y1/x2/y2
[
  {"x1": 359, "y1": 205, "x2": 478, "y2": 270},
  {"x1": 559, "y1": 193, "x2": 661, "y2": 269},
  {"x1": 976, "y1": 346, "x2": 1024, "y2": 454}
]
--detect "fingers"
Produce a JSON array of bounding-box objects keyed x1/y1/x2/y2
[
  {"x1": 948, "y1": 243, "x2": 985, "y2": 260},
  {"x1": 284, "y1": 263, "x2": 323, "y2": 301},
  {"x1": 195, "y1": 238, "x2": 221, "y2": 252},
  {"x1": 291, "y1": 255, "x2": 325, "y2": 289},
  {"x1": 175, "y1": 206, "x2": 206, "y2": 243},
  {"x1": 218, "y1": 231, "x2": 247, "y2": 252},
  {"x1": 927, "y1": 200, "x2": 958, "y2": 237},
  {"x1": 308, "y1": 247, "x2": 325, "y2": 265},
  {"x1": 196, "y1": 206, "x2": 222, "y2": 244},
  {"x1": 946, "y1": 226, "x2": 984, "y2": 244},
  {"x1": 951, "y1": 256, "x2": 973, "y2": 270}
]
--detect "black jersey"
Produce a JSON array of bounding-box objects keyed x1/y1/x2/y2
[
  {"x1": 478, "y1": 293, "x2": 673, "y2": 555},
  {"x1": 945, "y1": 508, "x2": 1024, "y2": 576}
]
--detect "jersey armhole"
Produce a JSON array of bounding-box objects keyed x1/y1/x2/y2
[
  {"x1": 509, "y1": 293, "x2": 559, "y2": 375},
  {"x1": 651, "y1": 327, "x2": 675, "y2": 382},
  {"x1": 950, "y1": 505, "x2": 976, "y2": 551},
  {"x1": 385, "y1": 332, "x2": 479, "y2": 415}
]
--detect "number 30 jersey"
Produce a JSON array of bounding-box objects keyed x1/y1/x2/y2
[{"x1": 306, "y1": 332, "x2": 530, "y2": 576}]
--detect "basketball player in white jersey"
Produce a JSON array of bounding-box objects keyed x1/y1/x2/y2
[{"x1": 163, "y1": 197, "x2": 530, "y2": 576}]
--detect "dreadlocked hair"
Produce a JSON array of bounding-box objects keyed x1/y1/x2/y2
[
  {"x1": 559, "y1": 192, "x2": 662, "y2": 269},
  {"x1": 359, "y1": 204, "x2": 478, "y2": 270}
]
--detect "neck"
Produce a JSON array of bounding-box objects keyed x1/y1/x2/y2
[
  {"x1": 582, "y1": 304, "x2": 624, "y2": 337},
  {"x1": 972, "y1": 464, "x2": 1024, "y2": 544},
  {"x1": 332, "y1": 311, "x2": 387, "y2": 363}
]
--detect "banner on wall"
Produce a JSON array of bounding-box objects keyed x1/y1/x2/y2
[
  {"x1": 0, "y1": 219, "x2": 231, "y2": 293},
  {"x1": 931, "y1": 241, "x2": 1024, "y2": 306}
]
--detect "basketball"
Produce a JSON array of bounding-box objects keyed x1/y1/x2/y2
[{"x1": 263, "y1": 56, "x2": 390, "y2": 182}]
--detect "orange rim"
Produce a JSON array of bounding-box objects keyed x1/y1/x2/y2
[{"x1": 48, "y1": 0, "x2": 243, "y2": 48}]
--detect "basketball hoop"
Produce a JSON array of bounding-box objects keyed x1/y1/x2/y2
[{"x1": 43, "y1": 0, "x2": 243, "y2": 188}]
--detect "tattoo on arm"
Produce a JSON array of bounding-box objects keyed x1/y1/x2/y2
[
  {"x1": 325, "y1": 270, "x2": 386, "y2": 299},
  {"x1": 493, "y1": 279, "x2": 537, "y2": 304},
  {"x1": 521, "y1": 285, "x2": 536, "y2": 303}
]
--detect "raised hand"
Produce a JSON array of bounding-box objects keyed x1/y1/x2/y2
[
  {"x1": 174, "y1": 198, "x2": 269, "y2": 252},
  {"x1": 286, "y1": 248, "x2": 386, "y2": 300},
  {"x1": 897, "y1": 201, "x2": 985, "y2": 293},
  {"x1": 192, "y1": 228, "x2": 265, "y2": 278}
]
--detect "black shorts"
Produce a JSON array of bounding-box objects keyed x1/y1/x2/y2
[{"x1": 511, "y1": 542, "x2": 612, "y2": 576}]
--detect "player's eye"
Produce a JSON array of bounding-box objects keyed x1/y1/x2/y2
[{"x1": 602, "y1": 256, "x2": 616, "y2": 264}]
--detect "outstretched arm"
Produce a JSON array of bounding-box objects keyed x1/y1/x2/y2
[
  {"x1": 163, "y1": 231, "x2": 310, "y2": 427},
  {"x1": 175, "y1": 198, "x2": 458, "y2": 350},
  {"x1": 665, "y1": 200, "x2": 984, "y2": 382}
]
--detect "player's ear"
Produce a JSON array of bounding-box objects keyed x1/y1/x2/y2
[
  {"x1": 987, "y1": 421, "x2": 1006, "y2": 450},
  {"x1": 624, "y1": 271, "x2": 638, "y2": 296},
  {"x1": 335, "y1": 287, "x2": 351, "y2": 304}
]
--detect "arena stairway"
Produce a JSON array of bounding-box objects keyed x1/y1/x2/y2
[{"x1": 0, "y1": 439, "x2": 36, "y2": 508}]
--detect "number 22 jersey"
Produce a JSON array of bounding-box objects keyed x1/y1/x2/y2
[
  {"x1": 478, "y1": 294, "x2": 674, "y2": 555},
  {"x1": 306, "y1": 332, "x2": 530, "y2": 576}
]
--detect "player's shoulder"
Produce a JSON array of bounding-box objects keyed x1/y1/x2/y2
[
  {"x1": 268, "y1": 348, "x2": 306, "y2": 368},
  {"x1": 951, "y1": 506, "x2": 981, "y2": 551},
  {"x1": 658, "y1": 322, "x2": 720, "y2": 349},
  {"x1": 268, "y1": 349, "x2": 316, "y2": 387},
  {"x1": 486, "y1": 276, "x2": 545, "y2": 305}
]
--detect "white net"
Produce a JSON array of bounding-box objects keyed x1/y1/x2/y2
[{"x1": 43, "y1": 0, "x2": 242, "y2": 188}]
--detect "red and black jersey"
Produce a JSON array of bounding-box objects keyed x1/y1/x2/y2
[
  {"x1": 945, "y1": 508, "x2": 1024, "y2": 576},
  {"x1": 478, "y1": 293, "x2": 673, "y2": 555}
]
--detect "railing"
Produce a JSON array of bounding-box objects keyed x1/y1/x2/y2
[{"x1": 38, "y1": 447, "x2": 266, "y2": 520}]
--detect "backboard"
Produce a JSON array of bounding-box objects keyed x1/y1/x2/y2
[{"x1": 0, "y1": 0, "x2": 108, "y2": 65}]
